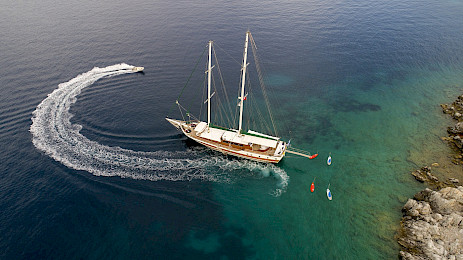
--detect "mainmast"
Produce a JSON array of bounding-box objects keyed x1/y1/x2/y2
[
  {"x1": 238, "y1": 31, "x2": 250, "y2": 133},
  {"x1": 207, "y1": 40, "x2": 212, "y2": 126}
]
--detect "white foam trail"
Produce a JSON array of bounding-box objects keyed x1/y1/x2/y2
[{"x1": 30, "y1": 63, "x2": 288, "y2": 194}]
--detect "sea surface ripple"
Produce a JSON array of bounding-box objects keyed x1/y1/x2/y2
[{"x1": 29, "y1": 63, "x2": 288, "y2": 195}]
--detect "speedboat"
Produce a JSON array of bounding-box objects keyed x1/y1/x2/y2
[{"x1": 132, "y1": 66, "x2": 144, "y2": 72}]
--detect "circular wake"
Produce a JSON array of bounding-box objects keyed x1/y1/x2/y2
[{"x1": 30, "y1": 63, "x2": 288, "y2": 195}]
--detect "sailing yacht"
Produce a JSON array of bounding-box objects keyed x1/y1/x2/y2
[{"x1": 166, "y1": 31, "x2": 287, "y2": 163}]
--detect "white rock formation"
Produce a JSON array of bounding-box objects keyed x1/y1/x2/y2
[{"x1": 398, "y1": 186, "x2": 463, "y2": 259}]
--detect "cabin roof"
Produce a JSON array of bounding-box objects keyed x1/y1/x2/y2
[
  {"x1": 222, "y1": 130, "x2": 278, "y2": 148},
  {"x1": 199, "y1": 127, "x2": 224, "y2": 142},
  {"x1": 194, "y1": 122, "x2": 280, "y2": 148}
]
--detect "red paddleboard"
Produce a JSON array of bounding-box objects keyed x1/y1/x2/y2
[{"x1": 308, "y1": 154, "x2": 318, "y2": 159}]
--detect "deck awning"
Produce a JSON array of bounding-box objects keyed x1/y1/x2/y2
[
  {"x1": 199, "y1": 127, "x2": 224, "y2": 142},
  {"x1": 194, "y1": 122, "x2": 208, "y2": 133},
  {"x1": 222, "y1": 130, "x2": 278, "y2": 148}
]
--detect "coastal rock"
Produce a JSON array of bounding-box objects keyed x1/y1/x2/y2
[
  {"x1": 412, "y1": 170, "x2": 427, "y2": 183},
  {"x1": 442, "y1": 97, "x2": 463, "y2": 121},
  {"x1": 448, "y1": 122, "x2": 463, "y2": 135},
  {"x1": 398, "y1": 186, "x2": 463, "y2": 259},
  {"x1": 441, "y1": 103, "x2": 454, "y2": 115},
  {"x1": 442, "y1": 96, "x2": 463, "y2": 159},
  {"x1": 411, "y1": 166, "x2": 443, "y2": 189},
  {"x1": 452, "y1": 136, "x2": 463, "y2": 149},
  {"x1": 410, "y1": 166, "x2": 460, "y2": 190}
]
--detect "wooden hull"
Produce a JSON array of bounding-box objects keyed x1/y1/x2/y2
[
  {"x1": 190, "y1": 134, "x2": 283, "y2": 163},
  {"x1": 166, "y1": 118, "x2": 285, "y2": 163}
]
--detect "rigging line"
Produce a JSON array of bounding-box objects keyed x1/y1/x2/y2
[
  {"x1": 244, "y1": 76, "x2": 253, "y2": 132},
  {"x1": 253, "y1": 78, "x2": 274, "y2": 135},
  {"x1": 178, "y1": 103, "x2": 185, "y2": 121},
  {"x1": 214, "y1": 42, "x2": 242, "y2": 66},
  {"x1": 254, "y1": 98, "x2": 273, "y2": 134},
  {"x1": 232, "y1": 68, "x2": 243, "y2": 130},
  {"x1": 248, "y1": 92, "x2": 260, "y2": 132},
  {"x1": 210, "y1": 72, "x2": 218, "y2": 124},
  {"x1": 245, "y1": 77, "x2": 258, "y2": 131},
  {"x1": 199, "y1": 67, "x2": 207, "y2": 122},
  {"x1": 211, "y1": 74, "x2": 225, "y2": 126},
  {"x1": 177, "y1": 102, "x2": 200, "y2": 122},
  {"x1": 247, "y1": 78, "x2": 273, "y2": 135},
  {"x1": 168, "y1": 44, "x2": 208, "y2": 117},
  {"x1": 249, "y1": 33, "x2": 279, "y2": 137},
  {"x1": 215, "y1": 76, "x2": 232, "y2": 127},
  {"x1": 247, "y1": 55, "x2": 273, "y2": 135},
  {"x1": 212, "y1": 45, "x2": 233, "y2": 125}
]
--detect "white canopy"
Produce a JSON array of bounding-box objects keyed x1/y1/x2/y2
[
  {"x1": 222, "y1": 130, "x2": 278, "y2": 148},
  {"x1": 199, "y1": 127, "x2": 224, "y2": 142},
  {"x1": 194, "y1": 122, "x2": 208, "y2": 133}
]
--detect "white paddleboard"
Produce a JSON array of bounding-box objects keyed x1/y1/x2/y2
[{"x1": 327, "y1": 184, "x2": 332, "y2": 200}]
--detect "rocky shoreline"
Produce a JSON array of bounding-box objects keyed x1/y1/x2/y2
[
  {"x1": 397, "y1": 96, "x2": 463, "y2": 259},
  {"x1": 441, "y1": 95, "x2": 463, "y2": 165},
  {"x1": 398, "y1": 186, "x2": 463, "y2": 259}
]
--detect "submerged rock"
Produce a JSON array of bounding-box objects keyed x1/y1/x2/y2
[
  {"x1": 410, "y1": 166, "x2": 446, "y2": 189},
  {"x1": 401, "y1": 94, "x2": 463, "y2": 258},
  {"x1": 398, "y1": 186, "x2": 463, "y2": 259},
  {"x1": 410, "y1": 166, "x2": 460, "y2": 190},
  {"x1": 442, "y1": 96, "x2": 463, "y2": 163},
  {"x1": 448, "y1": 122, "x2": 463, "y2": 135}
]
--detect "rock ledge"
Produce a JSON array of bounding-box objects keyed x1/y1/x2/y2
[
  {"x1": 398, "y1": 186, "x2": 463, "y2": 259},
  {"x1": 441, "y1": 96, "x2": 463, "y2": 164}
]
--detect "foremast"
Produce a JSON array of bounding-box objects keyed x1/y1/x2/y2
[
  {"x1": 238, "y1": 31, "x2": 250, "y2": 133},
  {"x1": 207, "y1": 40, "x2": 213, "y2": 127}
]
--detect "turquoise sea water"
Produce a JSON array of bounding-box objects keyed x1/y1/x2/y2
[{"x1": 1, "y1": 0, "x2": 463, "y2": 259}]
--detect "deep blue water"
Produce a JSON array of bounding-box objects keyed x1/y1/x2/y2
[{"x1": 1, "y1": 0, "x2": 463, "y2": 259}]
